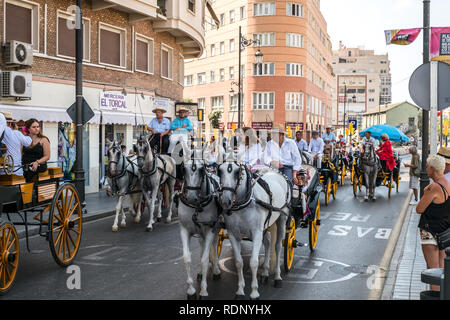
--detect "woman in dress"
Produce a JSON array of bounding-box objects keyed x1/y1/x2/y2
[
  {"x1": 22, "y1": 118, "x2": 50, "y2": 182},
  {"x1": 376, "y1": 133, "x2": 396, "y2": 172}
]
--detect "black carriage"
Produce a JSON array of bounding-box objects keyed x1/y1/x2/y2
[
  {"x1": 319, "y1": 145, "x2": 339, "y2": 206},
  {"x1": 0, "y1": 162, "x2": 82, "y2": 294}
]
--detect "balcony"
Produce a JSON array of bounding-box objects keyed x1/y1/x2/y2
[{"x1": 91, "y1": 0, "x2": 159, "y2": 23}]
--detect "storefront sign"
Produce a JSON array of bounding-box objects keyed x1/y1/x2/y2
[
  {"x1": 285, "y1": 122, "x2": 303, "y2": 131},
  {"x1": 227, "y1": 122, "x2": 238, "y2": 130},
  {"x1": 154, "y1": 98, "x2": 169, "y2": 111},
  {"x1": 252, "y1": 122, "x2": 273, "y2": 130},
  {"x1": 100, "y1": 91, "x2": 127, "y2": 110},
  {"x1": 219, "y1": 122, "x2": 224, "y2": 130}
]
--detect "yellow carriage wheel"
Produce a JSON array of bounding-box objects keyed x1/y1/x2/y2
[
  {"x1": 48, "y1": 183, "x2": 82, "y2": 267},
  {"x1": 325, "y1": 179, "x2": 331, "y2": 206},
  {"x1": 388, "y1": 172, "x2": 393, "y2": 199},
  {"x1": 353, "y1": 173, "x2": 358, "y2": 197},
  {"x1": 0, "y1": 221, "x2": 19, "y2": 294},
  {"x1": 217, "y1": 229, "x2": 225, "y2": 258},
  {"x1": 309, "y1": 200, "x2": 320, "y2": 252},
  {"x1": 332, "y1": 181, "x2": 338, "y2": 199},
  {"x1": 283, "y1": 216, "x2": 296, "y2": 273},
  {"x1": 341, "y1": 165, "x2": 346, "y2": 186}
]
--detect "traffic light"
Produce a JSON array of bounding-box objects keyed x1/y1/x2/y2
[
  {"x1": 231, "y1": 123, "x2": 237, "y2": 134},
  {"x1": 286, "y1": 126, "x2": 292, "y2": 138}
]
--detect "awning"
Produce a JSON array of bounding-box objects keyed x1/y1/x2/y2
[
  {"x1": 100, "y1": 110, "x2": 154, "y2": 126},
  {"x1": 206, "y1": 0, "x2": 220, "y2": 28}
]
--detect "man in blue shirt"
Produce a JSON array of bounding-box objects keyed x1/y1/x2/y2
[
  {"x1": 148, "y1": 106, "x2": 171, "y2": 154},
  {"x1": 322, "y1": 126, "x2": 336, "y2": 145},
  {"x1": 168, "y1": 107, "x2": 193, "y2": 155},
  {"x1": 294, "y1": 130, "x2": 308, "y2": 152}
]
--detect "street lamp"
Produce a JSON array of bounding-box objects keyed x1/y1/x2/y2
[{"x1": 237, "y1": 26, "x2": 263, "y2": 129}]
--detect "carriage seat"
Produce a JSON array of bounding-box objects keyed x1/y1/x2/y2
[
  {"x1": 0, "y1": 174, "x2": 26, "y2": 185},
  {"x1": 32, "y1": 170, "x2": 51, "y2": 182},
  {"x1": 48, "y1": 167, "x2": 64, "y2": 179}
]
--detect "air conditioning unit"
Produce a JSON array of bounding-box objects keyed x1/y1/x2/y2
[
  {"x1": 3, "y1": 40, "x2": 33, "y2": 67},
  {"x1": 1, "y1": 71, "x2": 32, "y2": 99}
]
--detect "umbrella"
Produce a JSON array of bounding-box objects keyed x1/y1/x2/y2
[{"x1": 359, "y1": 124, "x2": 410, "y2": 142}]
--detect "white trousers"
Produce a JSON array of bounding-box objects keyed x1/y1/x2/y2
[
  {"x1": 168, "y1": 133, "x2": 189, "y2": 154},
  {"x1": 311, "y1": 153, "x2": 323, "y2": 169}
]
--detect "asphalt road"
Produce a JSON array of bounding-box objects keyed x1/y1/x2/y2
[{"x1": 2, "y1": 160, "x2": 411, "y2": 300}]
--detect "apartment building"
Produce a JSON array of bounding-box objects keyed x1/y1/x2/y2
[
  {"x1": 0, "y1": 0, "x2": 211, "y2": 193},
  {"x1": 184, "y1": 0, "x2": 334, "y2": 140},
  {"x1": 332, "y1": 42, "x2": 392, "y2": 133}
]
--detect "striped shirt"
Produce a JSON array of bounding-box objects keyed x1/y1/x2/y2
[{"x1": 2, "y1": 127, "x2": 32, "y2": 175}]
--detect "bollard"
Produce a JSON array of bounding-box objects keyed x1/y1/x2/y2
[{"x1": 444, "y1": 248, "x2": 450, "y2": 300}]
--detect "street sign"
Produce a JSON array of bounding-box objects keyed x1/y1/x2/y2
[
  {"x1": 348, "y1": 119, "x2": 357, "y2": 129},
  {"x1": 408, "y1": 61, "x2": 450, "y2": 110},
  {"x1": 66, "y1": 98, "x2": 94, "y2": 125}
]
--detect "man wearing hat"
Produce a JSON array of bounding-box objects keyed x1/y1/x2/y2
[
  {"x1": 361, "y1": 130, "x2": 378, "y2": 149},
  {"x1": 0, "y1": 112, "x2": 31, "y2": 176},
  {"x1": 308, "y1": 130, "x2": 324, "y2": 169},
  {"x1": 322, "y1": 126, "x2": 336, "y2": 146},
  {"x1": 168, "y1": 106, "x2": 193, "y2": 155},
  {"x1": 437, "y1": 146, "x2": 450, "y2": 182},
  {"x1": 264, "y1": 123, "x2": 302, "y2": 184},
  {"x1": 148, "y1": 106, "x2": 171, "y2": 154}
]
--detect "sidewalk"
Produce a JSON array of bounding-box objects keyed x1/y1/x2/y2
[{"x1": 382, "y1": 201, "x2": 428, "y2": 300}]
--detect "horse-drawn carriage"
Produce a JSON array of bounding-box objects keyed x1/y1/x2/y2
[
  {"x1": 319, "y1": 145, "x2": 339, "y2": 206},
  {"x1": 0, "y1": 147, "x2": 82, "y2": 294}
]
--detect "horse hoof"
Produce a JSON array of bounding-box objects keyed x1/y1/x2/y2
[
  {"x1": 146, "y1": 226, "x2": 153, "y2": 232},
  {"x1": 274, "y1": 280, "x2": 283, "y2": 288},
  {"x1": 157, "y1": 218, "x2": 162, "y2": 223},
  {"x1": 235, "y1": 294, "x2": 245, "y2": 300},
  {"x1": 112, "y1": 226, "x2": 118, "y2": 232},
  {"x1": 198, "y1": 295, "x2": 208, "y2": 300},
  {"x1": 166, "y1": 218, "x2": 172, "y2": 224},
  {"x1": 120, "y1": 222, "x2": 126, "y2": 228},
  {"x1": 259, "y1": 275, "x2": 269, "y2": 285},
  {"x1": 250, "y1": 297, "x2": 260, "y2": 301},
  {"x1": 187, "y1": 293, "x2": 197, "y2": 300},
  {"x1": 134, "y1": 218, "x2": 141, "y2": 224},
  {"x1": 364, "y1": 198, "x2": 369, "y2": 202},
  {"x1": 213, "y1": 274, "x2": 221, "y2": 281}
]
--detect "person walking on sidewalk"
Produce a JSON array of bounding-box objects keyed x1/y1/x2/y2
[
  {"x1": 437, "y1": 146, "x2": 450, "y2": 182},
  {"x1": 404, "y1": 146, "x2": 420, "y2": 203},
  {"x1": 416, "y1": 154, "x2": 450, "y2": 292}
]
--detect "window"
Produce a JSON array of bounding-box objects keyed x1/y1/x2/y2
[
  {"x1": 286, "y1": 63, "x2": 303, "y2": 76},
  {"x1": 286, "y1": 3, "x2": 303, "y2": 17},
  {"x1": 252, "y1": 92, "x2": 274, "y2": 110},
  {"x1": 240, "y1": 64, "x2": 245, "y2": 78},
  {"x1": 380, "y1": 69, "x2": 387, "y2": 74},
  {"x1": 178, "y1": 54, "x2": 184, "y2": 84},
  {"x1": 56, "y1": 11, "x2": 90, "y2": 61},
  {"x1": 229, "y1": 10, "x2": 235, "y2": 23},
  {"x1": 220, "y1": 41, "x2": 225, "y2": 54},
  {"x1": 229, "y1": 67, "x2": 235, "y2": 79},
  {"x1": 229, "y1": 39, "x2": 235, "y2": 52},
  {"x1": 357, "y1": 89, "x2": 365, "y2": 94},
  {"x1": 210, "y1": 44, "x2": 215, "y2": 56},
  {"x1": 306, "y1": 95, "x2": 311, "y2": 112},
  {"x1": 184, "y1": 75, "x2": 193, "y2": 86},
  {"x1": 135, "y1": 34, "x2": 154, "y2": 74},
  {"x1": 286, "y1": 33, "x2": 303, "y2": 47},
  {"x1": 197, "y1": 72, "x2": 206, "y2": 84},
  {"x1": 211, "y1": 96, "x2": 224, "y2": 110},
  {"x1": 5, "y1": 1, "x2": 39, "y2": 51},
  {"x1": 252, "y1": 62, "x2": 274, "y2": 76},
  {"x1": 188, "y1": 0, "x2": 195, "y2": 13},
  {"x1": 253, "y1": 33, "x2": 275, "y2": 46},
  {"x1": 240, "y1": 6, "x2": 246, "y2": 20},
  {"x1": 210, "y1": 70, "x2": 215, "y2": 82},
  {"x1": 198, "y1": 98, "x2": 205, "y2": 109},
  {"x1": 99, "y1": 23, "x2": 127, "y2": 68},
  {"x1": 253, "y1": 2, "x2": 275, "y2": 16},
  {"x1": 161, "y1": 44, "x2": 173, "y2": 80},
  {"x1": 220, "y1": 13, "x2": 225, "y2": 26},
  {"x1": 220, "y1": 68, "x2": 225, "y2": 81},
  {"x1": 230, "y1": 94, "x2": 239, "y2": 110},
  {"x1": 286, "y1": 92, "x2": 303, "y2": 110}
]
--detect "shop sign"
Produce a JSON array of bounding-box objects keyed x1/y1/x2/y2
[
  {"x1": 219, "y1": 122, "x2": 224, "y2": 130},
  {"x1": 227, "y1": 122, "x2": 238, "y2": 130},
  {"x1": 154, "y1": 98, "x2": 169, "y2": 111},
  {"x1": 285, "y1": 122, "x2": 303, "y2": 130},
  {"x1": 252, "y1": 122, "x2": 273, "y2": 130},
  {"x1": 100, "y1": 91, "x2": 127, "y2": 110}
]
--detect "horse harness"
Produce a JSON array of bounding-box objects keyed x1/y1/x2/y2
[
  {"x1": 107, "y1": 151, "x2": 140, "y2": 196},
  {"x1": 138, "y1": 153, "x2": 177, "y2": 188}
]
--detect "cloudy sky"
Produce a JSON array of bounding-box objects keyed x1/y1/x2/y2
[{"x1": 321, "y1": 0, "x2": 450, "y2": 103}]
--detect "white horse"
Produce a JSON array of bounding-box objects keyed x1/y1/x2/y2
[
  {"x1": 106, "y1": 140, "x2": 142, "y2": 232},
  {"x1": 177, "y1": 152, "x2": 222, "y2": 300},
  {"x1": 135, "y1": 136, "x2": 176, "y2": 231},
  {"x1": 217, "y1": 161, "x2": 291, "y2": 300}
]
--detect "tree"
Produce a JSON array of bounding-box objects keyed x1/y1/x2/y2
[{"x1": 208, "y1": 110, "x2": 222, "y2": 129}]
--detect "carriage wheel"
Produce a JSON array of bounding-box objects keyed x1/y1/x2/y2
[
  {"x1": 359, "y1": 175, "x2": 363, "y2": 191},
  {"x1": 283, "y1": 216, "x2": 296, "y2": 273},
  {"x1": 325, "y1": 178, "x2": 331, "y2": 206},
  {"x1": 0, "y1": 221, "x2": 19, "y2": 294},
  {"x1": 49, "y1": 183, "x2": 82, "y2": 267},
  {"x1": 396, "y1": 173, "x2": 400, "y2": 193},
  {"x1": 340, "y1": 165, "x2": 346, "y2": 186},
  {"x1": 332, "y1": 181, "x2": 338, "y2": 199},
  {"x1": 309, "y1": 200, "x2": 320, "y2": 252},
  {"x1": 353, "y1": 174, "x2": 358, "y2": 197},
  {"x1": 388, "y1": 172, "x2": 393, "y2": 199},
  {"x1": 217, "y1": 229, "x2": 225, "y2": 258}
]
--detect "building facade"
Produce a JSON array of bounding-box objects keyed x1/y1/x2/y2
[
  {"x1": 0, "y1": 0, "x2": 210, "y2": 193},
  {"x1": 184, "y1": 0, "x2": 334, "y2": 140},
  {"x1": 332, "y1": 42, "x2": 392, "y2": 134}
]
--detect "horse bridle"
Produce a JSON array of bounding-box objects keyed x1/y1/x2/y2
[
  {"x1": 107, "y1": 145, "x2": 126, "y2": 179},
  {"x1": 217, "y1": 162, "x2": 245, "y2": 196},
  {"x1": 136, "y1": 140, "x2": 158, "y2": 176}
]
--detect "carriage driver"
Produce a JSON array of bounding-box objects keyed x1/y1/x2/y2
[
  {"x1": 148, "y1": 106, "x2": 170, "y2": 154},
  {"x1": 308, "y1": 130, "x2": 324, "y2": 169},
  {"x1": 322, "y1": 126, "x2": 336, "y2": 145},
  {"x1": 264, "y1": 123, "x2": 303, "y2": 184},
  {"x1": 168, "y1": 107, "x2": 193, "y2": 155},
  {"x1": 360, "y1": 130, "x2": 378, "y2": 149}
]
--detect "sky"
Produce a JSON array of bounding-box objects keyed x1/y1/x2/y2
[{"x1": 320, "y1": 0, "x2": 450, "y2": 103}]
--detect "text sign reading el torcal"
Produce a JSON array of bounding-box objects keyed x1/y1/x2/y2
[{"x1": 100, "y1": 91, "x2": 127, "y2": 110}]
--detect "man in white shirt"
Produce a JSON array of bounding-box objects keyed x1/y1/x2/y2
[
  {"x1": 322, "y1": 126, "x2": 336, "y2": 145},
  {"x1": 308, "y1": 130, "x2": 324, "y2": 169},
  {"x1": 0, "y1": 112, "x2": 32, "y2": 176},
  {"x1": 264, "y1": 124, "x2": 302, "y2": 184},
  {"x1": 295, "y1": 130, "x2": 308, "y2": 152},
  {"x1": 361, "y1": 131, "x2": 378, "y2": 148}
]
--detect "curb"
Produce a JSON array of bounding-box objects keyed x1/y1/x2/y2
[{"x1": 368, "y1": 189, "x2": 413, "y2": 300}]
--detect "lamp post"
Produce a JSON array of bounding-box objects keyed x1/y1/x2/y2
[
  {"x1": 343, "y1": 83, "x2": 347, "y2": 138},
  {"x1": 237, "y1": 26, "x2": 263, "y2": 129}
]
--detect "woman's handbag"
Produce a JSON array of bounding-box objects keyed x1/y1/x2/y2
[{"x1": 436, "y1": 228, "x2": 450, "y2": 251}]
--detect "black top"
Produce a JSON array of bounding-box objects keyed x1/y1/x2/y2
[
  {"x1": 22, "y1": 139, "x2": 47, "y2": 172},
  {"x1": 418, "y1": 182, "x2": 450, "y2": 235}
]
